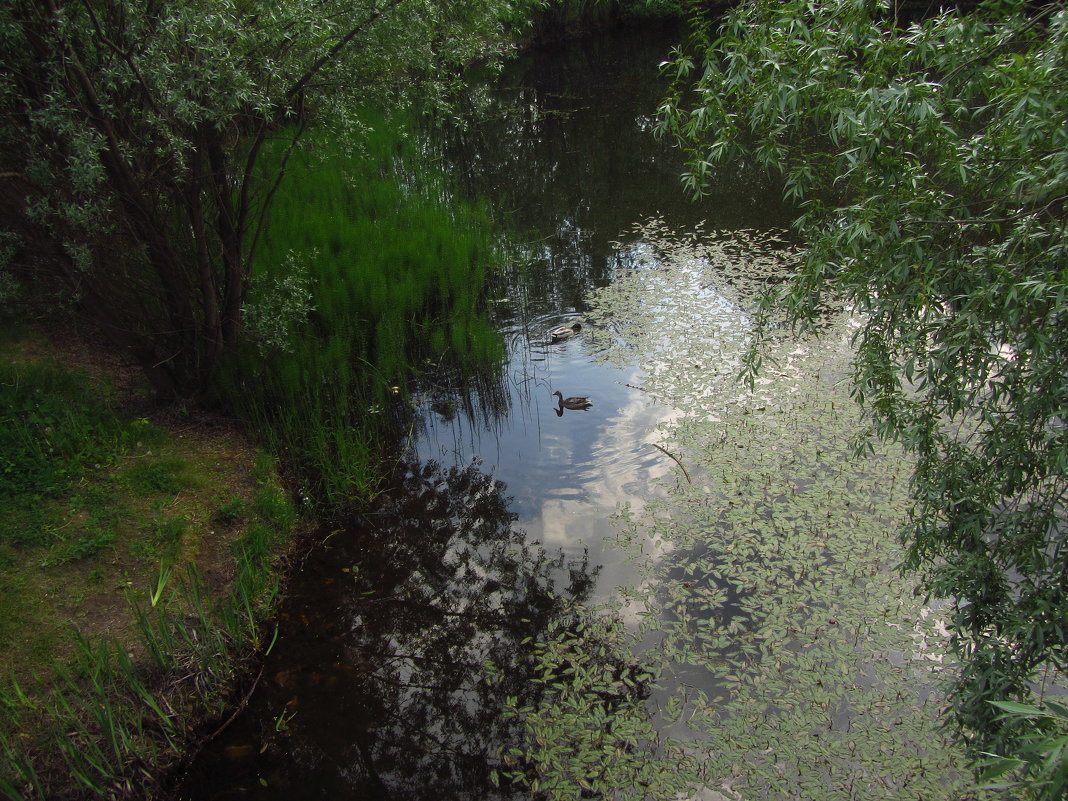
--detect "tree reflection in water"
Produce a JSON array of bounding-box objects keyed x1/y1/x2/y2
[{"x1": 177, "y1": 459, "x2": 599, "y2": 800}]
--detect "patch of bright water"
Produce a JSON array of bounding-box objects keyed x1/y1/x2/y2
[
  {"x1": 515, "y1": 222, "x2": 976, "y2": 800},
  {"x1": 411, "y1": 309, "x2": 682, "y2": 602}
]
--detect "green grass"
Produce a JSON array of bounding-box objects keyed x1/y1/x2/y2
[
  {"x1": 0, "y1": 344, "x2": 299, "y2": 799},
  {"x1": 0, "y1": 551, "x2": 288, "y2": 800},
  {"x1": 219, "y1": 111, "x2": 506, "y2": 507},
  {"x1": 214, "y1": 495, "x2": 246, "y2": 526},
  {"x1": 0, "y1": 361, "x2": 135, "y2": 548},
  {"x1": 121, "y1": 458, "x2": 190, "y2": 496}
]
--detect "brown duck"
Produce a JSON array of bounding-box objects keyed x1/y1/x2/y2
[{"x1": 553, "y1": 391, "x2": 592, "y2": 411}]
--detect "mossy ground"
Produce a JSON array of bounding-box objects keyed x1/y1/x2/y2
[
  {"x1": 0, "y1": 317, "x2": 300, "y2": 799},
  {"x1": 0, "y1": 321, "x2": 270, "y2": 682}
]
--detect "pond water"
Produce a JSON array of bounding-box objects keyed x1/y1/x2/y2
[
  {"x1": 409, "y1": 22, "x2": 795, "y2": 600},
  {"x1": 174, "y1": 24, "x2": 968, "y2": 801}
]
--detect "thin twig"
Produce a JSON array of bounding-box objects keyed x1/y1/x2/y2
[
  {"x1": 652, "y1": 443, "x2": 692, "y2": 484},
  {"x1": 202, "y1": 663, "x2": 264, "y2": 744}
]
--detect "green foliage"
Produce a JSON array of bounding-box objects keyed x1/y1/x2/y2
[
  {"x1": 0, "y1": 363, "x2": 123, "y2": 499},
  {"x1": 121, "y1": 459, "x2": 188, "y2": 497},
  {"x1": 529, "y1": 0, "x2": 684, "y2": 37},
  {"x1": 0, "y1": 0, "x2": 532, "y2": 398},
  {"x1": 0, "y1": 346, "x2": 305, "y2": 798},
  {"x1": 218, "y1": 119, "x2": 505, "y2": 506},
  {"x1": 240, "y1": 250, "x2": 317, "y2": 356},
  {"x1": 150, "y1": 513, "x2": 188, "y2": 553},
  {"x1": 657, "y1": 0, "x2": 1068, "y2": 779},
  {"x1": 0, "y1": 573, "x2": 269, "y2": 800},
  {"x1": 0, "y1": 231, "x2": 20, "y2": 321},
  {"x1": 45, "y1": 530, "x2": 116, "y2": 567},
  {"x1": 252, "y1": 483, "x2": 296, "y2": 534},
  {"x1": 980, "y1": 700, "x2": 1068, "y2": 800}
]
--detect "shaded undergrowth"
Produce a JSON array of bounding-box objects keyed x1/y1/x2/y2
[
  {"x1": 2, "y1": 105, "x2": 511, "y2": 799},
  {"x1": 528, "y1": 0, "x2": 686, "y2": 42}
]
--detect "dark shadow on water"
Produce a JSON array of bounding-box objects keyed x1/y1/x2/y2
[
  {"x1": 444, "y1": 21, "x2": 796, "y2": 323},
  {"x1": 175, "y1": 460, "x2": 597, "y2": 800}
]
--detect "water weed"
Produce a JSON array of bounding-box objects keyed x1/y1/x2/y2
[{"x1": 499, "y1": 221, "x2": 980, "y2": 799}]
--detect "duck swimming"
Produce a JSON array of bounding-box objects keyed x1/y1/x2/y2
[
  {"x1": 549, "y1": 322, "x2": 582, "y2": 342},
  {"x1": 553, "y1": 391, "x2": 592, "y2": 411}
]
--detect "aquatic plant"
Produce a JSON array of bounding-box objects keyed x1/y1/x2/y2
[
  {"x1": 218, "y1": 112, "x2": 506, "y2": 507},
  {"x1": 659, "y1": 0, "x2": 1068, "y2": 780},
  {"x1": 499, "y1": 220, "x2": 978, "y2": 799},
  {"x1": 494, "y1": 605, "x2": 703, "y2": 800}
]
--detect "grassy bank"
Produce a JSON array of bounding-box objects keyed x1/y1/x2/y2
[
  {"x1": 0, "y1": 326, "x2": 300, "y2": 799},
  {"x1": 1, "y1": 106, "x2": 509, "y2": 798}
]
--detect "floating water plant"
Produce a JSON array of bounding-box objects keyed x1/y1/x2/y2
[{"x1": 499, "y1": 220, "x2": 976, "y2": 800}]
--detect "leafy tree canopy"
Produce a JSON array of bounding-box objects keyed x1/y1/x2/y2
[
  {"x1": 657, "y1": 0, "x2": 1067, "y2": 777},
  {"x1": 0, "y1": 0, "x2": 529, "y2": 398}
]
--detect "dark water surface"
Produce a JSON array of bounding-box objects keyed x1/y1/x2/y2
[{"x1": 176, "y1": 25, "x2": 792, "y2": 800}]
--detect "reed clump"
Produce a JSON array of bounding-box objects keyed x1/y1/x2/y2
[{"x1": 220, "y1": 110, "x2": 505, "y2": 507}]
